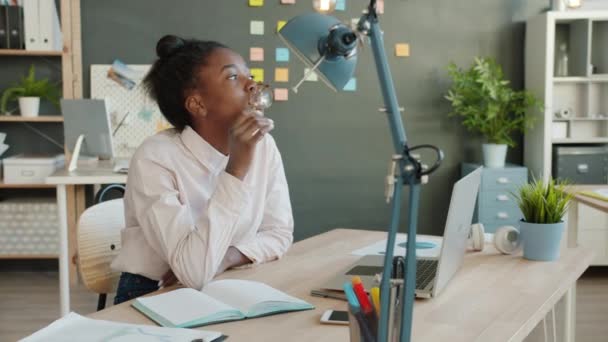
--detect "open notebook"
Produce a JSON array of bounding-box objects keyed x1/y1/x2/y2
[{"x1": 133, "y1": 279, "x2": 315, "y2": 328}]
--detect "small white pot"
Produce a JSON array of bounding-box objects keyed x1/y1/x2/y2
[
  {"x1": 482, "y1": 143, "x2": 508, "y2": 168},
  {"x1": 18, "y1": 97, "x2": 40, "y2": 117}
]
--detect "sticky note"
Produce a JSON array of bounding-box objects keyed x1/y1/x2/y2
[
  {"x1": 336, "y1": 0, "x2": 346, "y2": 11},
  {"x1": 304, "y1": 68, "x2": 318, "y2": 82},
  {"x1": 251, "y1": 68, "x2": 264, "y2": 82},
  {"x1": 277, "y1": 20, "x2": 287, "y2": 32},
  {"x1": 275, "y1": 68, "x2": 289, "y2": 82},
  {"x1": 395, "y1": 43, "x2": 410, "y2": 57},
  {"x1": 249, "y1": 0, "x2": 263, "y2": 6},
  {"x1": 343, "y1": 78, "x2": 357, "y2": 91},
  {"x1": 274, "y1": 88, "x2": 289, "y2": 101},
  {"x1": 156, "y1": 120, "x2": 172, "y2": 132},
  {"x1": 280, "y1": 0, "x2": 295, "y2": 4},
  {"x1": 276, "y1": 48, "x2": 290, "y2": 62},
  {"x1": 250, "y1": 20, "x2": 265, "y2": 35},
  {"x1": 250, "y1": 47, "x2": 264, "y2": 62},
  {"x1": 377, "y1": 0, "x2": 384, "y2": 14}
]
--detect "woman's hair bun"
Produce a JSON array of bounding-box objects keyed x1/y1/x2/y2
[{"x1": 156, "y1": 35, "x2": 185, "y2": 59}]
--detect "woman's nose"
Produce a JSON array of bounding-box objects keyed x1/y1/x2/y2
[{"x1": 246, "y1": 79, "x2": 257, "y2": 93}]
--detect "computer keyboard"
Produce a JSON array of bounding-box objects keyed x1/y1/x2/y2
[
  {"x1": 112, "y1": 159, "x2": 129, "y2": 174},
  {"x1": 416, "y1": 259, "x2": 438, "y2": 290}
]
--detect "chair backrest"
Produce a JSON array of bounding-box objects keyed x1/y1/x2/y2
[{"x1": 77, "y1": 198, "x2": 124, "y2": 295}]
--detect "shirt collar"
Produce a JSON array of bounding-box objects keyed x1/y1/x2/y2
[{"x1": 180, "y1": 126, "x2": 228, "y2": 174}]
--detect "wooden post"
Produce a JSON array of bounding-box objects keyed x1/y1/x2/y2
[{"x1": 60, "y1": 0, "x2": 83, "y2": 286}]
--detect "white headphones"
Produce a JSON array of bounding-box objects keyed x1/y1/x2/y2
[{"x1": 469, "y1": 223, "x2": 521, "y2": 255}]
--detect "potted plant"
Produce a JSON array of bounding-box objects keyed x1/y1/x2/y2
[
  {"x1": 0, "y1": 65, "x2": 61, "y2": 117},
  {"x1": 445, "y1": 57, "x2": 542, "y2": 168},
  {"x1": 512, "y1": 178, "x2": 575, "y2": 261}
]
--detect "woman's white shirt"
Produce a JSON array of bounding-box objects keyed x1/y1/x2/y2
[{"x1": 111, "y1": 126, "x2": 294, "y2": 290}]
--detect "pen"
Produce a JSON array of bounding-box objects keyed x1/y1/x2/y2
[
  {"x1": 352, "y1": 277, "x2": 378, "y2": 337},
  {"x1": 370, "y1": 287, "x2": 380, "y2": 314},
  {"x1": 310, "y1": 289, "x2": 347, "y2": 301},
  {"x1": 351, "y1": 276, "x2": 373, "y2": 314}
]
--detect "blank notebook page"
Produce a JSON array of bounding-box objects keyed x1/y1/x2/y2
[
  {"x1": 136, "y1": 288, "x2": 235, "y2": 325},
  {"x1": 203, "y1": 279, "x2": 306, "y2": 313}
]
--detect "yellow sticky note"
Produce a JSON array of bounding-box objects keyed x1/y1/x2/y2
[
  {"x1": 249, "y1": 0, "x2": 264, "y2": 6},
  {"x1": 277, "y1": 20, "x2": 287, "y2": 32},
  {"x1": 250, "y1": 47, "x2": 264, "y2": 62},
  {"x1": 251, "y1": 68, "x2": 264, "y2": 83},
  {"x1": 274, "y1": 88, "x2": 289, "y2": 101},
  {"x1": 156, "y1": 120, "x2": 172, "y2": 132},
  {"x1": 275, "y1": 68, "x2": 289, "y2": 82},
  {"x1": 395, "y1": 43, "x2": 410, "y2": 57}
]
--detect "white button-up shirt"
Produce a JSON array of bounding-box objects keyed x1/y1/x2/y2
[{"x1": 111, "y1": 126, "x2": 294, "y2": 290}]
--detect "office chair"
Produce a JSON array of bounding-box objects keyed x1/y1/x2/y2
[{"x1": 76, "y1": 195, "x2": 125, "y2": 311}]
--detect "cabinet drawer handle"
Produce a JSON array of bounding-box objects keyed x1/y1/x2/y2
[
  {"x1": 496, "y1": 194, "x2": 509, "y2": 201},
  {"x1": 497, "y1": 212, "x2": 509, "y2": 219},
  {"x1": 497, "y1": 177, "x2": 510, "y2": 184}
]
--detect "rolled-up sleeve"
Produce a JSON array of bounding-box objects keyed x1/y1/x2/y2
[
  {"x1": 234, "y1": 142, "x2": 294, "y2": 264},
  {"x1": 131, "y1": 157, "x2": 250, "y2": 290}
]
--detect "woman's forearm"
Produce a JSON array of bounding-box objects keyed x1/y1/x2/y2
[{"x1": 218, "y1": 246, "x2": 251, "y2": 273}]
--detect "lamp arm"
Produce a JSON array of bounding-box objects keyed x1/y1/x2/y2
[{"x1": 366, "y1": 14, "x2": 429, "y2": 342}]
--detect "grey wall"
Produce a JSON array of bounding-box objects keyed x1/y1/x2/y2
[{"x1": 80, "y1": 0, "x2": 548, "y2": 240}]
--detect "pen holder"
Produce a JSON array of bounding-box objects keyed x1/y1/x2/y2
[
  {"x1": 348, "y1": 309, "x2": 376, "y2": 342},
  {"x1": 348, "y1": 310, "x2": 363, "y2": 342}
]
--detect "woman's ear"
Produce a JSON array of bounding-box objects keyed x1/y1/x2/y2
[{"x1": 185, "y1": 94, "x2": 207, "y2": 118}]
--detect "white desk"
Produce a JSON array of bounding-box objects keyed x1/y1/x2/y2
[
  {"x1": 46, "y1": 161, "x2": 127, "y2": 316},
  {"x1": 90, "y1": 229, "x2": 592, "y2": 341}
]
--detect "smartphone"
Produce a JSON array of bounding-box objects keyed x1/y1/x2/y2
[{"x1": 320, "y1": 309, "x2": 349, "y2": 325}]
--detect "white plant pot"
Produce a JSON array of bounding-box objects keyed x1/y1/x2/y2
[
  {"x1": 482, "y1": 143, "x2": 508, "y2": 168},
  {"x1": 18, "y1": 97, "x2": 40, "y2": 117}
]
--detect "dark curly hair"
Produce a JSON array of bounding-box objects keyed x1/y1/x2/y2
[{"x1": 143, "y1": 35, "x2": 227, "y2": 131}]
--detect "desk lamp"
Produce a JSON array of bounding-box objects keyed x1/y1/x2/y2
[{"x1": 278, "y1": 1, "x2": 443, "y2": 341}]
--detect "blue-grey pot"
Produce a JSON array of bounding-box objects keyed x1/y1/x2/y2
[{"x1": 520, "y1": 220, "x2": 565, "y2": 261}]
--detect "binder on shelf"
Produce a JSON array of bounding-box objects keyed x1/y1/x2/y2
[
  {"x1": 0, "y1": 6, "x2": 8, "y2": 49},
  {"x1": 38, "y1": 0, "x2": 62, "y2": 51},
  {"x1": 23, "y1": 0, "x2": 41, "y2": 50},
  {"x1": 6, "y1": 4, "x2": 23, "y2": 49}
]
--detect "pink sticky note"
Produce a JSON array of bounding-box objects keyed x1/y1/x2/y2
[
  {"x1": 377, "y1": 0, "x2": 384, "y2": 14},
  {"x1": 250, "y1": 47, "x2": 264, "y2": 62},
  {"x1": 280, "y1": 0, "x2": 296, "y2": 4},
  {"x1": 274, "y1": 88, "x2": 289, "y2": 101}
]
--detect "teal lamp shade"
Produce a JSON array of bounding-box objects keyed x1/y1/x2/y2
[{"x1": 278, "y1": 13, "x2": 358, "y2": 91}]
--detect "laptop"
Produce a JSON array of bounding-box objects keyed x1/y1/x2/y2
[{"x1": 321, "y1": 167, "x2": 482, "y2": 298}]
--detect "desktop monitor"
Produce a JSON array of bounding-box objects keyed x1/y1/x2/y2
[{"x1": 61, "y1": 99, "x2": 114, "y2": 170}]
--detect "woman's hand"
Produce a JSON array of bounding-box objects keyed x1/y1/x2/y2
[
  {"x1": 158, "y1": 269, "x2": 178, "y2": 288},
  {"x1": 225, "y1": 112, "x2": 273, "y2": 180},
  {"x1": 218, "y1": 246, "x2": 252, "y2": 274}
]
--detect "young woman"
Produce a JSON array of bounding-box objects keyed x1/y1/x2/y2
[{"x1": 111, "y1": 35, "x2": 294, "y2": 304}]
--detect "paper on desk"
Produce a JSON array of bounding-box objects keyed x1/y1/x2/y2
[
  {"x1": 351, "y1": 233, "x2": 443, "y2": 258},
  {"x1": 580, "y1": 188, "x2": 608, "y2": 202},
  {"x1": 20, "y1": 312, "x2": 223, "y2": 342}
]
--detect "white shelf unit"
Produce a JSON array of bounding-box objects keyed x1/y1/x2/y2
[
  {"x1": 525, "y1": 11, "x2": 608, "y2": 266},
  {"x1": 525, "y1": 11, "x2": 608, "y2": 180}
]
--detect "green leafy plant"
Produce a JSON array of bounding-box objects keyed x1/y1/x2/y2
[
  {"x1": 0, "y1": 65, "x2": 61, "y2": 114},
  {"x1": 512, "y1": 178, "x2": 575, "y2": 224},
  {"x1": 445, "y1": 57, "x2": 542, "y2": 147}
]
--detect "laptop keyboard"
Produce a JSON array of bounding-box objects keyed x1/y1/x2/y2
[{"x1": 416, "y1": 259, "x2": 438, "y2": 290}]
